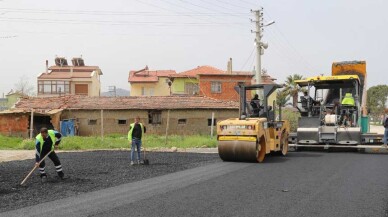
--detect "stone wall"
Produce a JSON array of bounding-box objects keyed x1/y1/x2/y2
[{"x1": 61, "y1": 109, "x2": 238, "y2": 136}]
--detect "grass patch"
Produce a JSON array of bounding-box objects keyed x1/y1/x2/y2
[{"x1": 0, "y1": 134, "x2": 217, "y2": 150}]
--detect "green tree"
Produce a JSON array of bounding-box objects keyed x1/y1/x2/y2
[
  {"x1": 276, "y1": 89, "x2": 290, "y2": 107},
  {"x1": 367, "y1": 85, "x2": 388, "y2": 122},
  {"x1": 284, "y1": 74, "x2": 305, "y2": 108}
]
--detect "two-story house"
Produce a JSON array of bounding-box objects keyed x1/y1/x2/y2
[
  {"x1": 128, "y1": 66, "x2": 176, "y2": 96},
  {"x1": 170, "y1": 65, "x2": 225, "y2": 96},
  {"x1": 127, "y1": 63, "x2": 277, "y2": 101},
  {"x1": 37, "y1": 57, "x2": 103, "y2": 97}
]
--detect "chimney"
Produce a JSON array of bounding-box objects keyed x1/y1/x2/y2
[
  {"x1": 45, "y1": 60, "x2": 48, "y2": 73},
  {"x1": 227, "y1": 58, "x2": 233, "y2": 74}
]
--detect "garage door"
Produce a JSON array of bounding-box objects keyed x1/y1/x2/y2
[{"x1": 75, "y1": 84, "x2": 88, "y2": 95}]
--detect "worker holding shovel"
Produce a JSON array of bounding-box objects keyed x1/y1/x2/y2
[
  {"x1": 128, "y1": 116, "x2": 146, "y2": 166},
  {"x1": 35, "y1": 128, "x2": 65, "y2": 181}
]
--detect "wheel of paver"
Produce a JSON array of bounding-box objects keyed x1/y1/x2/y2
[{"x1": 256, "y1": 139, "x2": 266, "y2": 162}]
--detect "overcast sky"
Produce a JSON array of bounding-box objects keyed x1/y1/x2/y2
[{"x1": 0, "y1": 0, "x2": 387, "y2": 95}]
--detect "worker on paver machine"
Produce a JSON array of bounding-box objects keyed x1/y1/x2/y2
[
  {"x1": 339, "y1": 93, "x2": 356, "y2": 127},
  {"x1": 35, "y1": 128, "x2": 66, "y2": 182}
]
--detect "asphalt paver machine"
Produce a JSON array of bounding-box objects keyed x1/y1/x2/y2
[{"x1": 290, "y1": 61, "x2": 385, "y2": 150}]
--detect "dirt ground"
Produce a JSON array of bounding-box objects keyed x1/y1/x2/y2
[
  {"x1": 0, "y1": 150, "x2": 34, "y2": 163},
  {"x1": 0, "y1": 148, "x2": 218, "y2": 163},
  {"x1": 0, "y1": 151, "x2": 220, "y2": 213}
]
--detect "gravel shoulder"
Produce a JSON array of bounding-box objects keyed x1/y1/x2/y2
[{"x1": 0, "y1": 151, "x2": 220, "y2": 213}]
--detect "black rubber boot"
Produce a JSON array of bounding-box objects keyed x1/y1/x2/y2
[
  {"x1": 58, "y1": 171, "x2": 66, "y2": 180},
  {"x1": 40, "y1": 174, "x2": 48, "y2": 183}
]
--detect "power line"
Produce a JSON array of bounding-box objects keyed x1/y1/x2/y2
[
  {"x1": 0, "y1": 17, "x2": 246, "y2": 26},
  {"x1": 0, "y1": 7, "x2": 247, "y2": 16},
  {"x1": 239, "y1": 46, "x2": 255, "y2": 71},
  {"x1": 134, "y1": 0, "x2": 249, "y2": 29},
  {"x1": 213, "y1": 0, "x2": 249, "y2": 10},
  {"x1": 0, "y1": 35, "x2": 17, "y2": 38},
  {"x1": 178, "y1": 0, "x2": 247, "y2": 20},
  {"x1": 261, "y1": 11, "x2": 319, "y2": 72}
]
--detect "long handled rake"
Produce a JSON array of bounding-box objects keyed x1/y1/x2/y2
[
  {"x1": 143, "y1": 142, "x2": 149, "y2": 165},
  {"x1": 20, "y1": 150, "x2": 53, "y2": 185}
]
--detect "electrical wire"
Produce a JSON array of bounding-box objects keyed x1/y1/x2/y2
[
  {"x1": 177, "y1": 0, "x2": 247, "y2": 20},
  {"x1": 0, "y1": 17, "x2": 245, "y2": 26},
  {"x1": 0, "y1": 7, "x2": 247, "y2": 16},
  {"x1": 135, "y1": 0, "x2": 239, "y2": 26}
]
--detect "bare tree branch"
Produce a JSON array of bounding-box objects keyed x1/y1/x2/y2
[{"x1": 13, "y1": 76, "x2": 35, "y2": 96}]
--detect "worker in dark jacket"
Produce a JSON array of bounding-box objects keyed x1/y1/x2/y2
[
  {"x1": 128, "y1": 116, "x2": 146, "y2": 165},
  {"x1": 250, "y1": 94, "x2": 263, "y2": 116},
  {"x1": 35, "y1": 128, "x2": 65, "y2": 181}
]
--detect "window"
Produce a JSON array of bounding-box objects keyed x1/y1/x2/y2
[
  {"x1": 88, "y1": 119, "x2": 97, "y2": 125},
  {"x1": 38, "y1": 81, "x2": 70, "y2": 94},
  {"x1": 211, "y1": 82, "x2": 222, "y2": 93},
  {"x1": 141, "y1": 87, "x2": 146, "y2": 96},
  {"x1": 178, "y1": 119, "x2": 187, "y2": 124},
  {"x1": 148, "y1": 110, "x2": 162, "y2": 124},
  {"x1": 43, "y1": 81, "x2": 52, "y2": 93},
  {"x1": 57, "y1": 81, "x2": 70, "y2": 94},
  {"x1": 38, "y1": 83, "x2": 44, "y2": 93},
  {"x1": 185, "y1": 83, "x2": 199, "y2": 95},
  {"x1": 208, "y1": 118, "x2": 217, "y2": 126},
  {"x1": 149, "y1": 88, "x2": 154, "y2": 96},
  {"x1": 118, "y1": 119, "x2": 127, "y2": 125}
]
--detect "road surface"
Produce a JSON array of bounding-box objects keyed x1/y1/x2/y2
[{"x1": 2, "y1": 152, "x2": 388, "y2": 217}]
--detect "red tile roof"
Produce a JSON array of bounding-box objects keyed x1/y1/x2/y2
[
  {"x1": 172, "y1": 66, "x2": 225, "y2": 78},
  {"x1": 14, "y1": 95, "x2": 238, "y2": 110},
  {"x1": 198, "y1": 72, "x2": 254, "y2": 77},
  {"x1": 128, "y1": 70, "x2": 176, "y2": 83},
  {"x1": 38, "y1": 71, "x2": 95, "y2": 79}
]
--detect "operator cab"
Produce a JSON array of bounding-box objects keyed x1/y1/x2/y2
[
  {"x1": 295, "y1": 75, "x2": 361, "y2": 127},
  {"x1": 238, "y1": 84, "x2": 283, "y2": 122}
]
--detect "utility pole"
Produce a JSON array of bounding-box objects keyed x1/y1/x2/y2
[{"x1": 251, "y1": 8, "x2": 274, "y2": 98}]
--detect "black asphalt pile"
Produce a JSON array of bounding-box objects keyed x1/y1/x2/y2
[{"x1": 0, "y1": 151, "x2": 220, "y2": 212}]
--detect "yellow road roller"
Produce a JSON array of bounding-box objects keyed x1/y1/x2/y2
[{"x1": 217, "y1": 84, "x2": 290, "y2": 162}]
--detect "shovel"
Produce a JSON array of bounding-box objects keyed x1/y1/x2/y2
[
  {"x1": 20, "y1": 150, "x2": 53, "y2": 185},
  {"x1": 143, "y1": 143, "x2": 149, "y2": 165}
]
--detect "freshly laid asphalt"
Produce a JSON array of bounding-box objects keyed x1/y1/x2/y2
[
  {"x1": 0, "y1": 151, "x2": 219, "y2": 213},
  {"x1": 1, "y1": 151, "x2": 388, "y2": 217}
]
